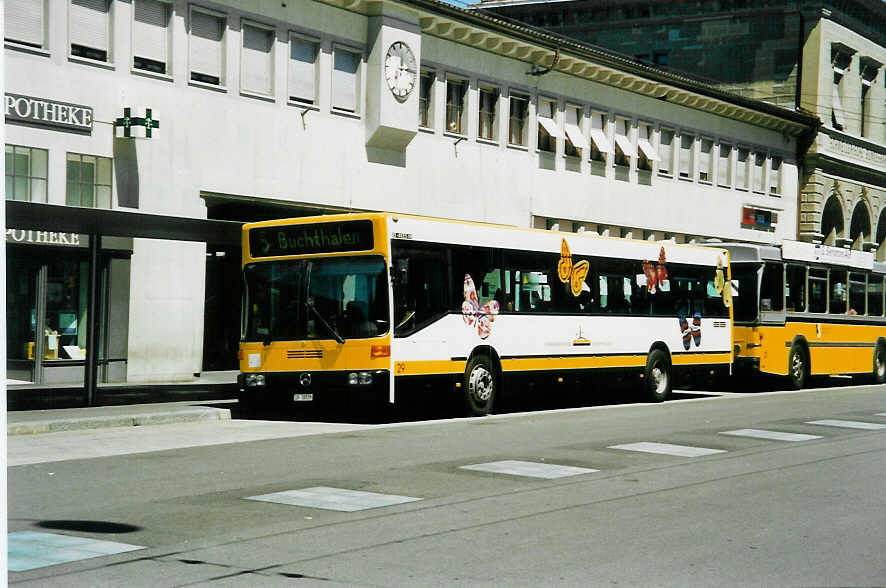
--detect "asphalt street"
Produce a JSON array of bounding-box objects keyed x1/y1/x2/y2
[{"x1": 8, "y1": 382, "x2": 886, "y2": 587}]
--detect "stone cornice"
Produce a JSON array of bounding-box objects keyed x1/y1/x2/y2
[{"x1": 313, "y1": 0, "x2": 820, "y2": 137}]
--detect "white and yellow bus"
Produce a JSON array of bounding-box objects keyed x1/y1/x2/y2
[
  {"x1": 238, "y1": 213, "x2": 734, "y2": 415},
  {"x1": 725, "y1": 240, "x2": 886, "y2": 388}
]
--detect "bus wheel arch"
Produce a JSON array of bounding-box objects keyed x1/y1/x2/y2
[
  {"x1": 645, "y1": 343, "x2": 672, "y2": 403},
  {"x1": 873, "y1": 338, "x2": 886, "y2": 385},
  {"x1": 788, "y1": 337, "x2": 810, "y2": 390},
  {"x1": 463, "y1": 346, "x2": 501, "y2": 416}
]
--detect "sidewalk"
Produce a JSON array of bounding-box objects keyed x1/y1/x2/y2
[{"x1": 7, "y1": 399, "x2": 235, "y2": 436}]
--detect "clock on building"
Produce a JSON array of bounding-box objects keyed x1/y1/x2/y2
[{"x1": 384, "y1": 41, "x2": 417, "y2": 100}]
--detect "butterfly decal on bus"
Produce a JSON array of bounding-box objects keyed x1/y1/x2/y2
[
  {"x1": 462, "y1": 274, "x2": 500, "y2": 339},
  {"x1": 557, "y1": 239, "x2": 590, "y2": 297},
  {"x1": 641, "y1": 246, "x2": 669, "y2": 294}
]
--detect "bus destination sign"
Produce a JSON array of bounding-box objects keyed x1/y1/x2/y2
[{"x1": 249, "y1": 220, "x2": 374, "y2": 257}]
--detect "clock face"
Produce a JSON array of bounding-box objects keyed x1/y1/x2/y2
[{"x1": 384, "y1": 41, "x2": 417, "y2": 100}]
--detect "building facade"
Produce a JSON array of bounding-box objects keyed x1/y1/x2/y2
[
  {"x1": 476, "y1": 0, "x2": 886, "y2": 254},
  {"x1": 5, "y1": 0, "x2": 814, "y2": 390}
]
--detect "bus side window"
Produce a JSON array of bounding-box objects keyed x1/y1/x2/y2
[
  {"x1": 829, "y1": 269, "x2": 848, "y2": 314},
  {"x1": 808, "y1": 268, "x2": 828, "y2": 313},
  {"x1": 759, "y1": 263, "x2": 783, "y2": 312},
  {"x1": 849, "y1": 273, "x2": 866, "y2": 315},
  {"x1": 869, "y1": 276, "x2": 884, "y2": 317},
  {"x1": 785, "y1": 265, "x2": 806, "y2": 312}
]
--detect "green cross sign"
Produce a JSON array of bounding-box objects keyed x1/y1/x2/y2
[{"x1": 114, "y1": 107, "x2": 160, "y2": 138}]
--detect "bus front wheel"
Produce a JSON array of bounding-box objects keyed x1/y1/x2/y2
[
  {"x1": 788, "y1": 343, "x2": 808, "y2": 390},
  {"x1": 464, "y1": 353, "x2": 497, "y2": 416},
  {"x1": 874, "y1": 343, "x2": 886, "y2": 385},
  {"x1": 645, "y1": 349, "x2": 671, "y2": 402}
]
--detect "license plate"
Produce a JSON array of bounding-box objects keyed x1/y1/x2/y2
[{"x1": 293, "y1": 393, "x2": 313, "y2": 402}]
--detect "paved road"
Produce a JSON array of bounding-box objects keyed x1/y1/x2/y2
[{"x1": 8, "y1": 383, "x2": 886, "y2": 587}]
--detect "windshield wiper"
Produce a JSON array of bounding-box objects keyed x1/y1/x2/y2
[{"x1": 306, "y1": 300, "x2": 345, "y2": 344}]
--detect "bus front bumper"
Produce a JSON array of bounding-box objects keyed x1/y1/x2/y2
[{"x1": 238, "y1": 369, "x2": 390, "y2": 407}]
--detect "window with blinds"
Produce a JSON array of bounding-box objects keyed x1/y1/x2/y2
[
  {"x1": 657, "y1": 128, "x2": 674, "y2": 175},
  {"x1": 5, "y1": 145, "x2": 48, "y2": 203},
  {"x1": 508, "y1": 92, "x2": 528, "y2": 146},
  {"x1": 717, "y1": 143, "x2": 732, "y2": 187},
  {"x1": 332, "y1": 46, "x2": 360, "y2": 113},
  {"x1": 445, "y1": 77, "x2": 467, "y2": 134},
  {"x1": 769, "y1": 156, "x2": 782, "y2": 196},
  {"x1": 418, "y1": 69, "x2": 434, "y2": 128},
  {"x1": 190, "y1": 8, "x2": 225, "y2": 86},
  {"x1": 736, "y1": 147, "x2": 749, "y2": 190},
  {"x1": 536, "y1": 97, "x2": 559, "y2": 153},
  {"x1": 478, "y1": 85, "x2": 499, "y2": 141},
  {"x1": 289, "y1": 35, "x2": 318, "y2": 105},
  {"x1": 6, "y1": 0, "x2": 45, "y2": 49},
  {"x1": 242, "y1": 22, "x2": 274, "y2": 96},
  {"x1": 678, "y1": 133, "x2": 694, "y2": 179},
  {"x1": 70, "y1": 0, "x2": 111, "y2": 62},
  {"x1": 699, "y1": 138, "x2": 714, "y2": 183},
  {"x1": 133, "y1": 0, "x2": 169, "y2": 74}
]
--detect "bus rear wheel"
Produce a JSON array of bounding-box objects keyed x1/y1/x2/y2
[
  {"x1": 874, "y1": 343, "x2": 886, "y2": 385},
  {"x1": 788, "y1": 343, "x2": 808, "y2": 390},
  {"x1": 645, "y1": 349, "x2": 671, "y2": 403},
  {"x1": 464, "y1": 353, "x2": 497, "y2": 416}
]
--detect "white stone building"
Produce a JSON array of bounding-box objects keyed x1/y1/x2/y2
[{"x1": 4, "y1": 0, "x2": 815, "y2": 389}]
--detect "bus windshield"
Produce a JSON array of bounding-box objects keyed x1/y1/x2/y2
[{"x1": 242, "y1": 255, "x2": 389, "y2": 342}]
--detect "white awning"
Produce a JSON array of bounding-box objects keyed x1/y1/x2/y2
[
  {"x1": 537, "y1": 116, "x2": 563, "y2": 138},
  {"x1": 589, "y1": 128, "x2": 611, "y2": 153},
  {"x1": 614, "y1": 134, "x2": 636, "y2": 157},
  {"x1": 564, "y1": 123, "x2": 589, "y2": 150},
  {"x1": 637, "y1": 138, "x2": 660, "y2": 161}
]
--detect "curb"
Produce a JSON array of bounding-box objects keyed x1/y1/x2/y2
[{"x1": 8, "y1": 407, "x2": 232, "y2": 436}]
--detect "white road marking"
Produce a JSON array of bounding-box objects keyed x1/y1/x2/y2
[
  {"x1": 608, "y1": 442, "x2": 726, "y2": 457},
  {"x1": 245, "y1": 487, "x2": 422, "y2": 512},
  {"x1": 805, "y1": 419, "x2": 886, "y2": 430},
  {"x1": 720, "y1": 429, "x2": 822, "y2": 442},
  {"x1": 8, "y1": 531, "x2": 144, "y2": 572},
  {"x1": 460, "y1": 460, "x2": 598, "y2": 479}
]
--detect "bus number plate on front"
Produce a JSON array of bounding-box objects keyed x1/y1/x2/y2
[{"x1": 293, "y1": 393, "x2": 313, "y2": 402}]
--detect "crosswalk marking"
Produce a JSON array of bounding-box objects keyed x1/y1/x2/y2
[
  {"x1": 720, "y1": 429, "x2": 822, "y2": 442},
  {"x1": 608, "y1": 442, "x2": 725, "y2": 457},
  {"x1": 806, "y1": 419, "x2": 886, "y2": 430},
  {"x1": 460, "y1": 460, "x2": 598, "y2": 479},
  {"x1": 245, "y1": 487, "x2": 421, "y2": 512}
]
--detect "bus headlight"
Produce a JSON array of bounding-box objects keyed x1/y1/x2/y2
[
  {"x1": 348, "y1": 372, "x2": 373, "y2": 385},
  {"x1": 244, "y1": 374, "x2": 266, "y2": 387}
]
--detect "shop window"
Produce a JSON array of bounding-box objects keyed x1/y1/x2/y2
[
  {"x1": 678, "y1": 133, "x2": 694, "y2": 179},
  {"x1": 769, "y1": 156, "x2": 782, "y2": 195},
  {"x1": 478, "y1": 85, "x2": 499, "y2": 141},
  {"x1": 332, "y1": 46, "x2": 361, "y2": 113},
  {"x1": 189, "y1": 6, "x2": 226, "y2": 86},
  {"x1": 5, "y1": 145, "x2": 48, "y2": 202},
  {"x1": 718, "y1": 143, "x2": 732, "y2": 187},
  {"x1": 289, "y1": 34, "x2": 318, "y2": 105},
  {"x1": 829, "y1": 269, "x2": 847, "y2": 314},
  {"x1": 133, "y1": 0, "x2": 170, "y2": 75},
  {"x1": 241, "y1": 21, "x2": 274, "y2": 96},
  {"x1": 657, "y1": 127, "x2": 674, "y2": 176},
  {"x1": 785, "y1": 265, "x2": 806, "y2": 312},
  {"x1": 537, "y1": 97, "x2": 559, "y2": 153},
  {"x1": 418, "y1": 69, "x2": 434, "y2": 128},
  {"x1": 869, "y1": 276, "x2": 884, "y2": 317},
  {"x1": 70, "y1": 0, "x2": 111, "y2": 62},
  {"x1": 808, "y1": 268, "x2": 828, "y2": 313},
  {"x1": 564, "y1": 104, "x2": 587, "y2": 158},
  {"x1": 6, "y1": 0, "x2": 46, "y2": 49},
  {"x1": 66, "y1": 153, "x2": 112, "y2": 209},
  {"x1": 613, "y1": 117, "x2": 633, "y2": 167},
  {"x1": 508, "y1": 91, "x2": 529, "y2": 146},
  {"x1": 589, "y1": 111, "x2": 611, "y2": 163}
]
